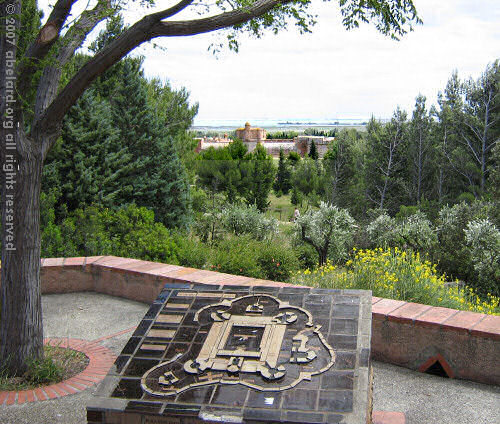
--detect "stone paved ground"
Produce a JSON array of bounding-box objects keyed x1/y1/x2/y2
[{"x1": 0, "y1": 292, "x2": 498, "y2": 424}]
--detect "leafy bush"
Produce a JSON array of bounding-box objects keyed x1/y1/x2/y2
[
  {"x1": 41, "y1": 204, "x2": 179, "y2": 263},
  {"x1": 464, "y1": 219, "x2": 500, "y2": 296},
  {"x1": 396, "y1": 211, "x2": 437, "y2": 252},
  {"x1": 294, "y1": 243, "x2": 318, "y2": 270},
  {"x1": 367, "y1": 211, "x2": 437, "y2": 252},
  {"x1": 192, "y1": 210, "x2": 224, "y2": 243},
  {"x1": 207, "y1": 236, "x2": 263, "y2": 278},
  {"x1": 291, "y1": 248, "x2": 499, "y2": 315},
  {"x1": 366, "y1": 213, "x2": 398, "y2": 247},
  {"x1": 256, "y1": 241, "x2": 300, "y2": 282},
  {"x1": 436, "y1": 200, "x2": 494, "y2": 291},
  {"x1": 203, "y1": 235, "x2": 300, "y2": 281},
  {"x1": 174, "y1": 235, "x2": 210, "y2": 269},
  {"x1": 221, "y1": 203, "x2": 278, "y2": 240}
]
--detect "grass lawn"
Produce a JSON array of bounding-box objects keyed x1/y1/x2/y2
[{"x1": 268, "y1": 192, "x2": 313, "y2": 221}]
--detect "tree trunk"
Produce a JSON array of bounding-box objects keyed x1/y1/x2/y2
[{"x1": 0, "y1": 129, "x2": 44, "y2": 375}]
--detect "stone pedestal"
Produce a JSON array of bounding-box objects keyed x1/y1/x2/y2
[{"x1": 87, "y1": 283, "x2": 372, "y2": 424}]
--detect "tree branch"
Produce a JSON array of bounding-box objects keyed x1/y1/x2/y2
[
  {"x1": 150, "y1": 0, "x2": 282, "y2": 37},
  {"x1": 33, "y1": 0, "x2": 284, "y2": 138},
  {"x1": 17, "y1": 0, "x2": 79, "y2": 96},
  {"x1": 34, "y1": 0, "x2": 113, "y2": 125}
]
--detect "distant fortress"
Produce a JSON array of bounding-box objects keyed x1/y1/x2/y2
[{"x1": 195, "y1": 122, "x2": 333, "y2": 158}]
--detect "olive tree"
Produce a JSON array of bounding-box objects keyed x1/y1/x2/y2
[{"x1": 296, "y1": 202, "x2": 356, "y2": 265}]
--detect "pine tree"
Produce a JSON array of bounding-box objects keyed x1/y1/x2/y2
[
  {"x1": 43, "y1": 19, "x2": 196, "y2": 227},
  {"x1": 274, "y1": 148, "x2": 292, "y2": 195},
  {"x1": 291, "y1": 187, "x2": 302, "y2": 207},
  {"x1": 308, "y1": 140, "x2": 319, "y2": 160},
  {"x1": 43, "y1": 89, "x2": 130, "y2": 212},
  {"x1": 152, "y1": 137, "x2": 192, "y2": 228},
  {"x1": 246, "y1": 143, "x2": 276, "y2": 211}
]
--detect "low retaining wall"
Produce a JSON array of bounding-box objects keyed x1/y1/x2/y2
[{"x1": 11, "y1": 256, "x2": 500, "y2": 386}]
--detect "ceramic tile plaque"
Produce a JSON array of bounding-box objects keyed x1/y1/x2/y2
[{"x1": 87, "y1": 283, "x2": 372, "y2": 424}]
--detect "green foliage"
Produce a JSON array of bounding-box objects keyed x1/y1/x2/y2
[
  {"x1": 221, "y1": 204, "x2": 278, "y2": 240},
  {"x1": 287, "y1": 151, "x2": 301, "y2": 165},
  {"x1": 296, "y1": 202, "x2": 356, "y2": 265},
  {"x1": 322, "y1": 130, "x2": 359, "y2": 209},
  {"x1": 464, "y1": 219, "x2": 500, "y2": 296},
  {"x1": 366, "y1": 213, "x2": 398, "y2": 247},
  {"x1": 174, "y1": 235, "x2": 210, "y2": 269},
  {"x1": 193, "y1": 210, "x2": 224, "y2": 244},
  {"x1": 364, "y1": 109, "x2": 408, "y2": 213},
  {"x1": 208, "y1": 236, "x2": 263, "y2": 278},
  {"x1": 290, "y1": 187, "x2": 302, "y2": 207},
  {"x1": 256, "y1": 241, "x2": 300, "y2": 282},
  {"x1": 294, "y1": 243, "x2": 318, "y2": 269},
  {"x1": 41, "y1": 204, "x2": 179, "y2": 263},
  {"x1": 24, "y1": 353, "x2": 63, "y2": 386},
  {"x1": 191, "y1": 186, "x2": 210, "y2": 213},
  {"x1": 0, "y1": 345, "x2": 85, "y2": 390},
  {"x1": 396, "y1": 211, "x2": 437, "y2": 252},
  {"x1": 436, "y1": 200, "x2": 495, "y2": 293},
  {"x1": 266, "y1": 131, "x2": 298, "y2": 139},
  {"x1": 291, "y1": 158, "x2": 322, "y2": 205},
  {"x1": 195, "y1": 140, "x2": 250, "y2": 203},
  {"x1": 304, "y1": 128, "x2": 337, "y2": 137},
  {"x1": 367, "y1": 211, "x2": 437, "y2": 253},
  {"x1": 204, "y1": 235, "x2": 300, "y2": 282},
  {"x1": 274, "y1": 148, "x2": 292, "y2": 195},
  {"x1": 44, "y1": 18, "x2": 196, "y2": 228},
  {"x1": 244, "y1": 143, "x2": 276, "y2": 211},
  {"x1": 308, "y1": 140, "x2": 318, "y2": 160}
]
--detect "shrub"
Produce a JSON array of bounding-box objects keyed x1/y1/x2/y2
[
  {"x1": 464, "y1": 219, "x2": 500, "y2": 296},
  {"x1": 366, "y1": 213, "x2": 398, "y2": 247},
  {"x1": 436, "y1": 200, "x2": 495, "y2": 292},
  {"x1": 294, "y1": 243, "x2": 318, "y2": 270},
  {"x1": 395, "y1": 211, "x2": 437, "y2": 252},
  {"x1": 207, "y1": 236, "x2": 263, "y2": 278},
  {"x1": 291, "y1": 248, "x2": 499, "y2": 315},
  {"x1": 42, "y1": 204, "x2": 179, "y2": 263},
  {"x1": 256, "y1": 241, "x2": 300, "y2": 282},
  {"x1": 192, "y1": 210, "x2": 224, "y2": 243},
  {"x1": 367, "y1": 211, "x2": 437, "y2": 253},
  {"x1": 221, "y1": 203, "x2": 278, "y2": 240},
  {"x1": 174, "y1": 235, "x2": 210, "y2": 269}
]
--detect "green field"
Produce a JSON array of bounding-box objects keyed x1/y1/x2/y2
[{"x1": 267, "y1": 193, "x2": 312, "y2": 222}]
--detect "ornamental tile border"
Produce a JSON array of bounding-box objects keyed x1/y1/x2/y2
[{"x1": 0, "y1": 338, "x2": 116, "y2": 405}]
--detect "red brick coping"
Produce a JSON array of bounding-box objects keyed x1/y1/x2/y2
[
  {"x1": 0, "y1": 338, "x2": 115, "y2": 405},
  {"x1": 1, "y1": 256, "x2": 499, "y2": 385}
]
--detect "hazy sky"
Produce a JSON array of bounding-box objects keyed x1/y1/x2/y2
[
  {"x1": 43, "y1": 0, "x2": 500, "y2": 122},
  {"x1": 138, "y1": 0, "x2": 499, "y2": 123}
]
